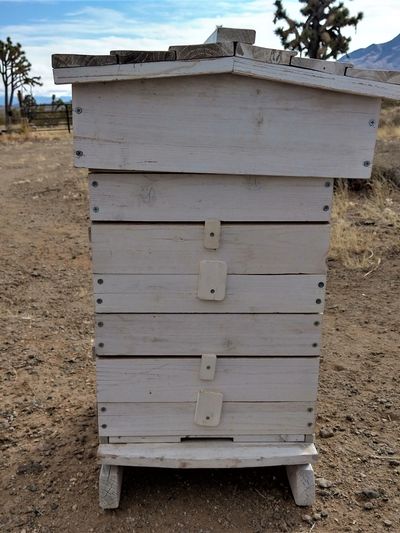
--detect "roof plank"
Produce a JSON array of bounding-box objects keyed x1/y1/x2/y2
[
  {"x1": 204, "y1": 27, "x2": 256, "y2": 45},
  {"x1": 290, "y1": 56, "x2": 349, "y2": 76},
  {"x1": 110, "y1": 50, "x2": 176, "y2": 64},
  {"x1": 169, "y1": 42, "x2": 234, "y2": 60},
  {"x1": 345, "y1": 67, "x2": 400, "y2": 85},
  {"x1": 52, "y1": 54, "x2": 117, "y2": 69},
  {"x1": 236, "y1": 43, "x2": 295, "y2": 65}
]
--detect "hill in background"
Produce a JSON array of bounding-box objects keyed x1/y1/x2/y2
[{"x1": 341, "y1": 33, "x2": 400, "y2": 70}]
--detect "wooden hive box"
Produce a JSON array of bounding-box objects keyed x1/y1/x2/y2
[{"x1": 52, "y1": 27, "x2": 400, "y2": 509}]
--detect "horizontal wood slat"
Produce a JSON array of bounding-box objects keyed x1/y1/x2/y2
[
  {"x1": 98, "y1": 401, "x2": 315, "y2": 436},
  {"x1": 94, "y1": 314, "x2": 321, "y2": 356},
  {"x1": 72, "y1": 74, "x2": 379, "y2": 177},
  {"x1": 98, "y1": 442, "x2": 318, "y2": 468},
  {"x1": 96, "y1": 357, "x2": 319, "y2": 403},
  {"x1": 91, "y1": 224, "x2": 330, "y2": 275},
  {"x1": 88, "y1": 174, "x2": 333, "y2": 222},
  {"x1": 93, "y1": 274, "x2": 326, "y2": 313}
]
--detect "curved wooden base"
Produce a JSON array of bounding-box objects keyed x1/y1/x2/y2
[{"x1": 99, "y1": 464, "x2": 123, "y2": 509}]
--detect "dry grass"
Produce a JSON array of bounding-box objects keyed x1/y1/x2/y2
[
  {"x1": 378, "y1": 101, "x2": 400, "y2": 140},
  {"x1": 0, "y1": 127, "x2": 70, "y2": 143},
  {"x1": 330, "y1": 178, "x2": 400, "y2": 271}
]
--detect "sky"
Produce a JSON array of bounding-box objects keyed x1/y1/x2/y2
[{"x1": 1, "y1": 0, "x2": 399, "y2": 99}]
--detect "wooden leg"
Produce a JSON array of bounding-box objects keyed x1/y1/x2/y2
[
  {"x1": 286, "y1": 463, "x2": 315, "y2": 506},
  {"x1": 99, "y1": 464, "x2": 123, "y2": 509}
]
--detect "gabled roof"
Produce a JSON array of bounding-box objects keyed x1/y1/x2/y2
[{"x1": 52, "y1": 27, "x2": 400, "y2": 100}]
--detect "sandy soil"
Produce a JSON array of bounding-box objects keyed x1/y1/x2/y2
[{"x1": 0, "y1": 134, "x2": 399, "y2": 533}]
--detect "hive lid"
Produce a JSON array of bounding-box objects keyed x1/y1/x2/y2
[{"x1": 52, "y1": 27, "x2": 400, "y2": 100}]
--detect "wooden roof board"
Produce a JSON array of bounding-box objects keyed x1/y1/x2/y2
[{"x1": 53, "y1": 55, "x2": 400, "y2": 100}]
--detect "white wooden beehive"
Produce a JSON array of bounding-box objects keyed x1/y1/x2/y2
[{"x1": 52, "y1": 27, "x2": 400, "y2": 509}]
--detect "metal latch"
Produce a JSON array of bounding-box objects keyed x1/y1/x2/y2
[
  {"x1": 200, "y1": 354, "x2": 217, "y2": 380},
  {"x1": 197, "y1": 260, "x2": 227, "y2": 301},
  {"x1": 204, "y1": 219, "x2": 221, "y2": 250},
  {"x1": 194, "y1": 390, "x2": 223, "y2": 427}
]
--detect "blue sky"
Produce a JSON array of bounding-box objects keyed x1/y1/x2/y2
[{"x1": 1, "y1": 0, "x2": 399, "y2": 99}]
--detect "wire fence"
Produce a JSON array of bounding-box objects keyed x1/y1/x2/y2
[{"x1": 20, "y1": 103, "x2": 73, "y2": 132}]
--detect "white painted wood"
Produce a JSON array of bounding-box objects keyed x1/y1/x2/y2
[
  {"x1": 95, "y1": 314, "x2": 321, "y2": 356},
  {"x1": 93, "y1": 274, "x2": 326, "y2": 313},
  {"x1": 194, "y1": 390, "x2": 224, "y2": 427},
  {"x1": 97, "y1": 442, "x2": 318, "y2": 469},
  {"x1": 200, "y1": 354, "x2": 217, "y2": 381},
  {"x1": 286, "y1": 463, "x2": 316, "y2": 506},
  {"x1": 98, "y1": 402, "x2": 315, "y2": 436},
  {"x1": 73, "y1": 75, "x2": 379, "y2": 177},
  {"x1": 345, "y1": 67, "x2": 400, "y2": 85},
  {"x1": 99, "y1": 464, "x2": 123, "y2": 509},
  {"x1": 204, "y1": 219, "x2": 221, "y2": 249},
  {"x1": 108, "y1": 435, "x2": 306, "y2": 443},
  {"x1": 290, "y1": 56, "x2": 349, "y2": 75},
  {"x1": 91, "y1": 224, "x2": 330, "y2": 275},
  {"x1": 54, "y1": 56, "x2": 400, "y2": 100},
  {"x1": 197, "y1": 260, "x2": 227, "y2": 301},
  {"x1": 88, "y1": 174, "x2": 333, "y2": 221},
  {"x1": 109, "y1": 436, "x2": 182, "y2": 443},
  {"x1": 96, "y1": 357, "x2": 319, "y2": 403}
]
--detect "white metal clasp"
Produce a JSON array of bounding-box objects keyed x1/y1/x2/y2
[{"x1": 194, "y1": 390, "x2": 223, "y2": 427}]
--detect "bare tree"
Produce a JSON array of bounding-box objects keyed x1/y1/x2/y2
[
  {"x1": 273, "y1": 0, "x2": 363, "y2": 60},
  {"x1": 0, "y1": 37, "x2": 42, "y2": 128}
]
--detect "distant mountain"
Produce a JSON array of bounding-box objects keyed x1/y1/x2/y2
[{"x1": 341, "y1": 33, "x2": 400, "y2": 70}]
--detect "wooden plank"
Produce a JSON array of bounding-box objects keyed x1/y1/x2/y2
[
  {"x1": 95, "y1": 314, "x2": 321, "y2": 356},
  {"x1": 96, "y1": 357, "x2": 319, "y2": 403},
  {"x1": 169, "y1": 42, "x2": 234, "y2": 60},
  {"x1": 88, "y1": 174, "x2": 333, "y2": 221},
  {"x1": 93, "y1": 274, "x2": 327, "y2": 313},
  {"x1": 345, "y1": 67, "x2": 400, "y2": 85},
  {"x1": 204, "y1": 27, "x2": 256, "y2": 45},
  {"x1": 232, "y1": 57, "x2": 400, "y2": 101},
  {"x1": 72, "y1": 74, "x2": 379, "y2": 177},
  {"x1": 91, "y1": 223, "x2": 330, "y2": 275},
  {"x1": 98, "y1": 402, "x2": 315, "y2": 436},
  {"x1": 99, "y1": 464, "x2": 123, "y2": 509},
  {"x1": 98, "y1": 442, "x2": 318, "y2": 469},
  {"x1": 53, "y1": 57, "x2": 400, "y2": 100},
  {"x1": 110, "y1": 50, "x2": 176, "y2": 64},
  {"x1": 52, "y1": 54, "x2": 116, "y2": 69},
  {"x1": 236, "y1": 43, "x2": 295, "y2": 65},
  {"x1": 290, "y1": 56, "x2": 349, "y2": 76},
  {"x1": 108, "y1": 435, "x2": 306, "y2": 443}
]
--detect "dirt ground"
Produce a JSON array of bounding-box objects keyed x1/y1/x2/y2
[{"x1": 0, "y1": 133, "x2": 399, "y2": 533}]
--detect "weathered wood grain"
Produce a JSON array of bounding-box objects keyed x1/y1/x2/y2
[
  {"x1": 94, "y1": 314, "x2": 321, "y2": 356},
  {"x1": 93, "y1": 274, "x2": 327, "y2": 313},
  {"x1": 72, "y1": 74, "x2": 379, "y2": 177},
  {"x1": 345, "y1": 67, "x2": 400, "y2": 85},
  {"x1": 236, "y1": 43, "x2": 295, "y2": 65},
  {"x1": 98, "y1": 442, "x2": 318, "y2": 468},
  {"x1": 290, "y1": 56, "x2": 349, "y2": 75},
  {"x1": 88, "y1": 174, "x2": 333, "y2": 221},
  {"x1": 91, "y1": 224, "x2": 330, "y2": 275},
  {"x1": 204, "y1": 27, "x2": 256, "y2": 45},
  {"x1": 110, "y1": 50, "x2": 176, "y2": 64},
  {"x1": 96, "y1": 357, "x2": 319, "y2": 403},
  {"x1": 169, "y1": 42, "x2": 234, "y2": 60},
  {"x1": 98, "y1": 402, "x2": 315, "y2": 436},
  {"x1": 53, "y1": 57, "x2": 400, "y2": 100},
  {"x1": 286, "y1": 464, "x2": 316, "y2": 506},
  {"x1": 52, "y1": 54, "x2": 117, "y2": 69}
]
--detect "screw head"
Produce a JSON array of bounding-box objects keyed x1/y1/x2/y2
[
  {"x1": 314, "y1": 321, "x2": 320, "y2": 327},
  {"x1": 98, "y1": 321, "x2": 104, "y2": 327},
  {"x1": 97, "y1": 278, "x2": 104, "y2": 285},
  {"x1": 92, "y1": 181, "x2": 98, "y2": 187},
  {"x1": 75, "y1": 150, "x2": 83, "y2": 157},
  {"x1": 98, "y1": 342, "x2": 104, "y2": 348},
  {"x1": 312, "y1": 342, "x2": 318, "y2": 348},
  {"x1": 363, "y1": 160, "x2": 371, "y2": 168},
  {"x1": 316, "y1": 298, "x2": 322, "y2": 304},
  {"x1": 75, "y1": 107, "x2": 83, "y2": 114},
  {"x1": 210, "y1": 289, "x2": 215, "y2": 294},
  {"x1": 93, "y1": 206, "x2": 99, "y2": 213},
  {"x1": 318, "y1": 281, "x2": 325, "y2": 288},
  {"x1": 323, "y1": 205, "x2": 330, "y2": 212},
  {"x1": 101, "y1": 423, "x2": 107, "y2": 429},
  {"x1": 100, "y1": 407, "x2": 106, "y2": 412},
  {"x1": 307, "y1": 407, "x2": 313, "y2": 413},
  {"x1": 97, "y1": 298, "x2": 103, "y2": 304},
  {"x1": 325, "y1": 181, "x2": 331, "y2": 188},
  {"x1": 369, "y1": 119, "x2": 376, "y2": 127}
]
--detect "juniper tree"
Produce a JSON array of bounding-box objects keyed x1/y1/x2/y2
[
  {"x1": 0, "y1": 37, "x2": 42, "y2": 127},
  {"x1": 273, "y1": 0, "x2": 363, "y2": 60}
]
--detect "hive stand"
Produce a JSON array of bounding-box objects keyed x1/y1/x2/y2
[{"x1": 52, "y1": 27, "x2": 400, "y2": 510}]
